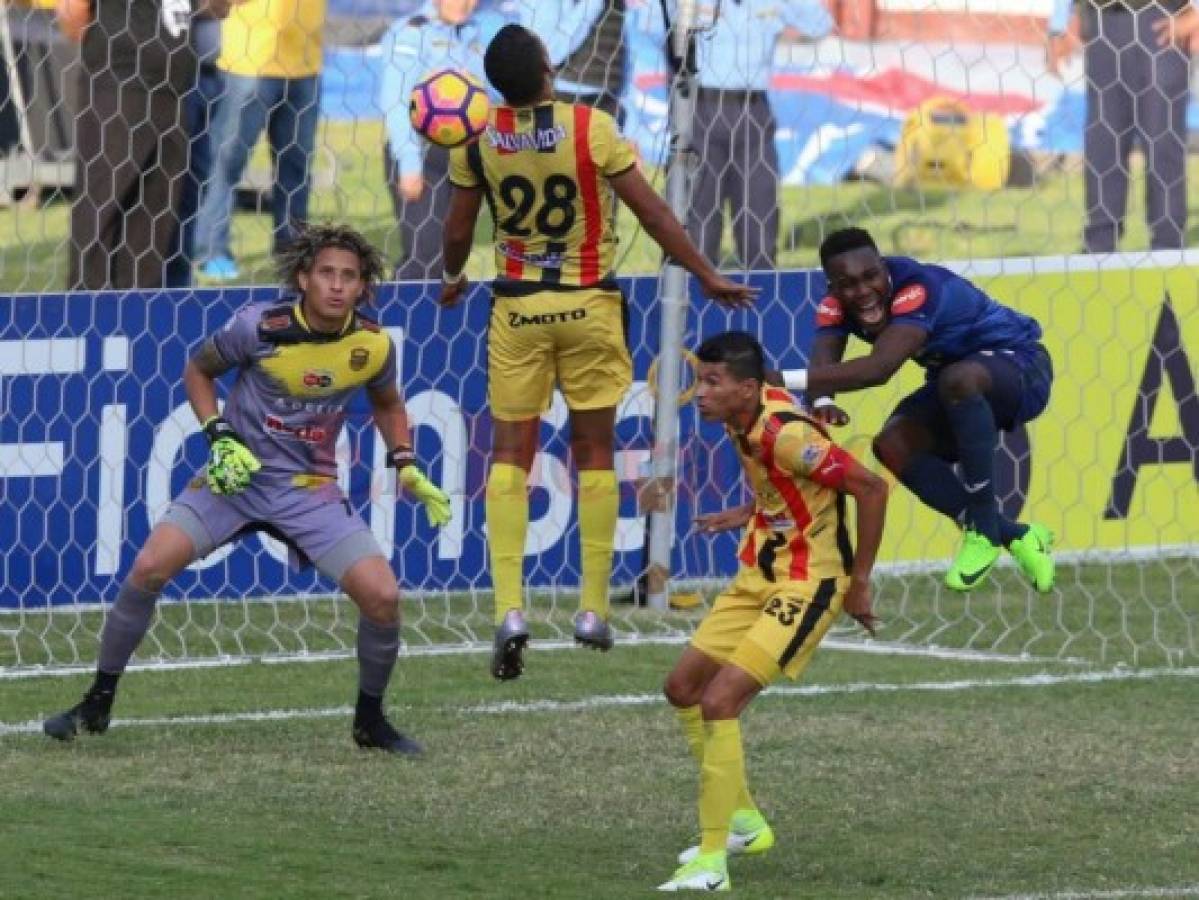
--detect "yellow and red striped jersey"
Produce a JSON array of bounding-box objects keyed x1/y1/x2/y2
[
  {"x1": 449, "y1": 101, "x2": 637, "y2": 292},
  {"x1": 730, "y1": 387, "x2": 855, "y2": 583}
]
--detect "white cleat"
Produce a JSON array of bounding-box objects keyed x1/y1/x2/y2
[
  {"x1": 678, "y1": 820, "x2": 774, "y2": 864},
  {"x1": 658, "y1": 852, "x2": 730, "y2": 892}
]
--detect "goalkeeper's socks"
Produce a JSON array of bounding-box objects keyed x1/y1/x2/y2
[
  {"x1": 97, "y1": 579, "x2": 160, "y2": 674},
  {"x1": 356, "y1": 616, "x2": 400, "y2": 698},
  {"x1": 578, "y1": 469, "x2": 618, "y2": 618},
  {"x1": 486, "y1": 463, "x2": 529, "y2": 624},
  {"x1": 946, "y1": 394, "x2": 1001, "y2": 544}
]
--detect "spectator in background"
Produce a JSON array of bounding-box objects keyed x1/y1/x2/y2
[
  {"x1": 1047, "y1": 0, "x2": 1193, "y2": 252},
  {"x1": 59, "y1": 0, "x2": 238, "y2": 290},
  {"x1": 671, "y1": 0, "x2": 833, "y2": 270},
  {"x1": 378, "y1": 0, "x2": 503, "y2": 280},
  {"x1": 508, "y1": 0, "x2": 625, "y2": 122},
  {"x1": 165, "y1": 12, "x2": 224, "y2": 287},
  {"x1": 193, "y1": 0, "x2": 327, "y2": 281}
]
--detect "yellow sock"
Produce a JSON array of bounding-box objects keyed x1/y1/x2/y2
[
  {"x1": 486, "y1": 463, "x2": 528, "y2": 624},
  {"x1": 699, "y1": 718, "x2": 747, "y2": 854},
  {"x1": 577, "y1": 469, "x2": 618, "y2": 618},
  {"x1": 677, "y1": 705, "x2": 705, "y2": 764}
]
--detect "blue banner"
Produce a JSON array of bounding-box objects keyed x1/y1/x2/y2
[{"x1": 0, "y1": 272, "x2": 820, "y2": 608}]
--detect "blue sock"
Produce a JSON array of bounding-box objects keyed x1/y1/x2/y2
[
  {"x1": 946, "y1": 394, "x2": 1000, "y2": 543},
  {"x1": 899, "y1": 454, "x2": 969, "y2": 524}
]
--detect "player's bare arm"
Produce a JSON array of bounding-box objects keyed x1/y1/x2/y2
[
  {"x1": 695, "y1": 502, "x2": 754, "y2": 534},
  {"x1": 608, "y1": 167, "x2": 757, "y2": 308},
  {"x1": 366, "y1": 382, "x2": 413, "y2": 453},
  {"x1": 182, "y1": 339, "x2": 233, "y2": 424},
  {"x1": 199, "y1": 0, "x2": 247, "y2": 19},
  {"x1": 839, "y1": 456, "x2": 888, "y2": 636},
  {"x1": 807, "y1": 332, "x2": 852, "y2": 426},
  {"x1": 786, "y1": 324, "x2": 926, "y2": 397},
  {"x1": 439, "y1": 185, "x2": 484, "y2": 308}
]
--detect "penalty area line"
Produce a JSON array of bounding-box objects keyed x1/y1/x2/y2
[{"x1": 3, "y1": 666, "x2": 1196, "y2": 737}]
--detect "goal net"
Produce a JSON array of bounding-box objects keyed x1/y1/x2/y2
[{"x1": 0, "y1": 0, "x2": 1195, "y2": 675}]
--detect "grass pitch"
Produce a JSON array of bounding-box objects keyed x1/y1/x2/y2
[{"x1": 2, "y1": 624, "x2": 1196, "y2": 898}]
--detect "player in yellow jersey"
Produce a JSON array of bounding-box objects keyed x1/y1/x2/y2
[
  {"x1": 439, "y1": 23, "x2": 758, "y2": 681},
  {"x1": 657, "y1": 332, "x2": 887, "y2": 892}
]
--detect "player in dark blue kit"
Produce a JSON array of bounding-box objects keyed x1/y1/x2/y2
[{"x1": 780, "y1": 228, "x2": 1055, "y2": 593}]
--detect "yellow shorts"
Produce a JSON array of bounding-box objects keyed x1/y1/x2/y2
[
  {"x1": 690, "y1": 568, "x2": 848, "y2": 686},
  {"x1": 488, "y1": 287, "x2": 633, "y2": 421}
]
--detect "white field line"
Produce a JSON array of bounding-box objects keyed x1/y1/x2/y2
[
  {"x1": 973, "y1": 886, "x2": 1199, "y2": 900},
  {"x1": 3, "y1": 666, "x2": 1196, "y2": 737},
  {"x1": 0, "y1": 636, "x2": 1077, "y2": 681}
]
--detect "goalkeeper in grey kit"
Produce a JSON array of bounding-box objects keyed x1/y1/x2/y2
[{"x1": 44, "y1": 224, "x2": 450, "y2": 755}]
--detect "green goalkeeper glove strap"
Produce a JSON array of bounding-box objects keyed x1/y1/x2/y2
[
  {"x1": 390, "y1": 446, "x2": 452, "y2": 527},
  {"x1": 202, "y1": 415, "x2": 262, "y2": 496}
]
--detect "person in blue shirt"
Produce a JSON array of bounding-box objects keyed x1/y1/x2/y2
[
  {"x1": 662, "y1": 0, "x2": 833, "y2": 269},
  {"x1": 1046, "y1": 0, "x2": 1194, "y2": 252},
  {"x1": 378, "y1": 0, "x2": 505, "y2": 279},
  {"x1": 780, "y1": 228, "x2": 1056, "y2": 594}
]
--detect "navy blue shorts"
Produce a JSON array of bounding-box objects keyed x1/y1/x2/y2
[{"x1": 889, "y1": 344, "x2": 1053, "y2": 447}]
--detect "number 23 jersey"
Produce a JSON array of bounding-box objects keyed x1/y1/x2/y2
[
  {"x1": 730, "y1": 387, "x2": 856, "y2": 584},
  {"x1": 449, "y1": 101, "x2": 637, "y2": 292}
]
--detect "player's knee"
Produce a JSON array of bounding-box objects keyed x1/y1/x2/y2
[
  {"x1": 357, "y1": 583, "x2": 402, "y2": 626},
  {"x1": 936, "y1": 365, "x2": 985, "y2": 405},
  {"x1": 129, "y1": 547, "x2": 174, "y2": 592},
  {"x1": 699, "y1": 683, "x2": 740, "y2": 721},
  {"x1": 663, "y1": 671, "x2": 702, "y2": 709},
  {"x1": 872, "y1": 431, "x2": 906, "y2": 475}
]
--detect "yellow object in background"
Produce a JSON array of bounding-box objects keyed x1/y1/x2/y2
[{"x1": 896, "y1": 97, "x2": 1010, "y2": 191}]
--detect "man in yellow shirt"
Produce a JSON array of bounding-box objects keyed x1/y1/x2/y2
[
  {"x1": 193, "y1": 0, "x2": 327, "y2": 280},
  {"x1": 658, "y1": 331, "x2": 887, "y2": 892}
]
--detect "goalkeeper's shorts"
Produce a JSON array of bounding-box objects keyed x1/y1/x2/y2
[
  {"x1": 690, "y1": 568, "x2": 848, "y2": 686},
  {"x1": 159, "y1": 475, "x2": 383, "y2": 582},
  {"x1": 487, "y1": 286, "x2": 632, "y2": 421}
]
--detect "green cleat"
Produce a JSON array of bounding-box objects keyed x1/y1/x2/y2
[
  {"x1": 1008, "y1": 522, "x2": 1056, "y2": 593},
  {"x1": 658, "y1": 851, "x2": 730, "y2": 892},
  {"x1": 945, "y1": 530, "x2": 1002, "y2": 592},
  {"x1": 677, "y1": 810, "x2": 774, "y2": 864}
]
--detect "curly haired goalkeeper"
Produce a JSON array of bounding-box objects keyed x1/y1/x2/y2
[{"x1": 44, "y1": 224, "x2": 450, "y2": 756}]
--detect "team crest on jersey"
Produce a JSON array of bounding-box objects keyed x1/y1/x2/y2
[
  {"x1": 815, "y1": 295, "x2": 844, "y2": 327},
  {"x1": 891, "y1": 283, "x2": 928, "y2": 315},
  {"x1": 802, "y1": 443, "x2": 824, "y2": 468},
  {"x1": 302, "y1": 369, "x2": 335, "y2": 389},
  {"x1": 349, "y1": 348, "x2": 370, "y2": 371}
]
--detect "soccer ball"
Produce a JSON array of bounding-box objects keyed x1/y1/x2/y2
[{"x1": 409, "y1": 69, "x2": 490, "y2": 148}]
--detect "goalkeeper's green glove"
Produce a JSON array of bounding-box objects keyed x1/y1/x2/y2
[
  {"x1": 202, "y1": 415, "x2": 262, "y2": 495},
  {"x1": 390, "y1": 446, "x2": 451, "y2": 527}
]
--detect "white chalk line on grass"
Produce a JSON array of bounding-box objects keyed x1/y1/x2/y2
[
  {"x1": 0, "y1": 635, "x2": 1081, "y2": 681},
  {"x1": 972, "y1": 886, "x2": 1199, "y2": 900},
  {"x1": 3, "y1": 665, "x2": 1196, "y2": 737}
]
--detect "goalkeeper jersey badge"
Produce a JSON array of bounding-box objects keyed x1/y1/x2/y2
[{"x1": 349, "y1": 348, "x2": 369, "y2": 371}]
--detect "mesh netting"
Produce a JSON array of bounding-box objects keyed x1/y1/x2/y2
[{"x1": 0, "y1": 0, "x2": 1195, "y2": 673}]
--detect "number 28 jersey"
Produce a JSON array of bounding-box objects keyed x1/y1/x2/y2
[{"x1": 449, "y1": 101, "x2": 637, "y2": 293}]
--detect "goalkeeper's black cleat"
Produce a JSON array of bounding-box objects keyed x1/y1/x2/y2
[
  {"x1": 43, "y1": 691, "x2": 113, "y2": 742},
  {"x1": 352, "y1": 714, "x2": 424, "y2": 756}
]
